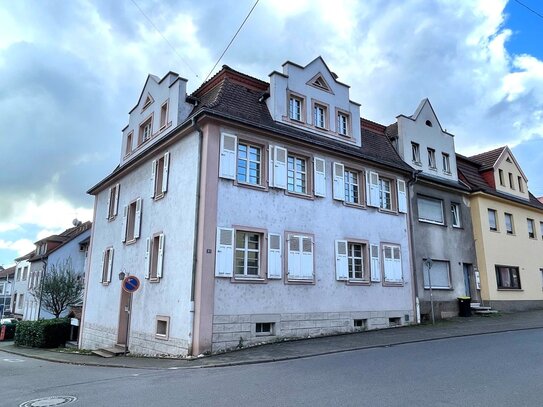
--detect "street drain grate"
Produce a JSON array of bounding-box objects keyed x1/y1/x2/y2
[{"x1": 20, "y1": 396, "x2": 77, "y2": 407}]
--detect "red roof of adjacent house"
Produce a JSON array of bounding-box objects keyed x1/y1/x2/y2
[{"x1": 29, "y1": 221, "x2": 92, "y2": 262}]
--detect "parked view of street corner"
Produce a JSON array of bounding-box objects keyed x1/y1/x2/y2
[{"x1": 1, "y1": 0, "x2": 543, "y2": 406}]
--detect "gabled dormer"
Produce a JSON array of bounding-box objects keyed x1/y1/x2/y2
[
  {"x1": 392, "y1": 99, "x2": 458, "y2": 182},
  {"x1": 470, "y1": 146, "x2": 529, "y2": 200},
  {"x1": 120, "y1": 71, "x2": 193, "y2": 165},
  {"x1": 266, "y1": 56, "x2": 362, "y2": 146}
]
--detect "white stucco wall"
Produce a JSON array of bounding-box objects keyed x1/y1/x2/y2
[{"x1": 82, "y1": 131, "x2": 200, "y2": 356}]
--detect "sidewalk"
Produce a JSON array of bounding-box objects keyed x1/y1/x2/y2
[{"x1": 2, "y1": 310, "x2": 543, "y2": 370}]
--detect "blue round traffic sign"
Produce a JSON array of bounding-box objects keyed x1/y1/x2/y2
[{"x1": 122, "y1": 275, "x2": 140, "y2": 293}]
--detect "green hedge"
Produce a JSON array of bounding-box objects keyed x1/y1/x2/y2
[
  {"x1": 15, "y1": 318, "x2": 70, "y2": 348},
  {"x1": 1, "y1": 323, "x2": 17, "y2": 340}
]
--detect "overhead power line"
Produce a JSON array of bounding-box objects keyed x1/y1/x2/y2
[
  {"x1": 512, "y1": 0, "x2": 543, "y2": 21},
  {"x1": 130, "y1": 0, "x2": 200, "y2": 78},
  {"x1": 204, "y1": 0, "x2": 260, "y2": 82}
]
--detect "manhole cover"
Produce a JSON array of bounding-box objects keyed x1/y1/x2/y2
[{"x1": 20, "y1": 396, "x2": 77, "y2": 407}]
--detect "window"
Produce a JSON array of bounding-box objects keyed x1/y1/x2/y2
[
  {"x1": 488, "y1": 209, "x2": 498, "y2": 231},
  {"x1": 151, "y1": 153, "x2": 170, "y2": 199},
  {"x1": 508, "y1": 172, "x2": 514, "y2": 189},
  {"x1": 379, "y1": 178, "x2": 392, "y2": 210},
  {"x1": 107, "y1": 184, "x2": 120, "y2": 220},
  {"x1": 155, "y1": 316, "x2": 169, "y2": 340},
  {"x1": 451, "y1": 203, "x2": 461, "y2": 228},
  {"x1": 383, "y1": 244, "x2": 402, "y2": 283},
  {"x1": 314, "y1": 103, "x2": 327, "y2": 128},
  {"x1": 289, "y1": 96, "x2": 303, "y2": 121},
  {"x1": 354, "y1": 319, "x2": 367, "y2": 329},
  {"x1": 344, "y1": 169, "x2": 360, "y2": 204},
  {"x1": 495, "y1": 265, "x2": 521, "y2": 289},
  {"x1": 499, "y1": 169, "x2": 505, "y2": 186},
  {"x1": 337, "y1": 112, "x2": 349, "y2": 136},
  {"x1": 235, "y1": 231, "x2": 261, "y2": 277},
  {"x1": 418, "y1": 196, "x2": 444, "y2": 224},
  {"x1": 146, "y1": 233, "x2": 165, "y2": 280},
  {"x1": 504, "y1": 213, "x2": 514, "y2": 235},
  {"x1": 427, "y1": 148, "x2": 436, "y2": 169},
  {"x1": 160, "y1": 102, "x2": 168, "y2": 129},
  {"x1": 442, "y1": 153, "x2": 451, "y2": 173},
  {"x1": 348, "y1": 242, "x2": 368, "y2": 281},
  {"x1": 540, "y1": 222, "x2": 543, "y2": 240},
  {"x1": 411, "y1": 142, "x2": 421, "y2": 163},
  {"x1": 122, "y1": 198, "x2": 142, "y2": 243},
  {"x1": 22, "y1": 266, "x2": 28, "y2": 281},
  {"x1": 237, "y1": 143, "x2": 261, "y2": 185},
  {"x1": 287, "y1": 155, "x2": 307, "y2": 194},
  {"x1": 255, "y1": 322, "x2": 274, "y2": 336},
  {"x1": 0, "y1": 282, "x2": 5, "y2": 295},
  {"x1": 287, "y1": 234, "x2": 314, "y2": 281},
  {"x1": 518, "y1": 176, "x2": 524, "y2": 192},
  {"x1": 541, "y1": 268, "x2": 543, "y2": 289},
  {"x1": 423, "y1": 260, "x2": 451, "y2": 289},
  {"x1": 527, "y1": 218, "x2": 536, "y2": 239},
  {"x1": 17, "y1": 294, "x2": 24, "y2": 310},
  {"x1": 101, "y1": 248, "x2": 114, "y2": 284},
  {"x1": 138, "y1": 117, "x2": 152, "y2": 145},
  {"x1": 125, "y1": 132, "x2": 133, "y2": 156}
]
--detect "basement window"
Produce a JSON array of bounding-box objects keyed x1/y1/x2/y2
[
  {"x1": 155, "y1": 316, "x2": 170, "y2": 340},
  {"x1": 389, "y1": 317, "x2": 401, "y2": 327},
  {"x1": 353, "y1": 319, "x2": 367, "y2": 329},
  {"x1": 255, "y1": 322, "x2": 274, "y2": 336}
]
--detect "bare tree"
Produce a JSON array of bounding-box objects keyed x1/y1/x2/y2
[{"x1": 31, "y1": 258, "x2": 84, "y2": 319}]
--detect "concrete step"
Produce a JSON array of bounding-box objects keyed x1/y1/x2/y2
[
  {"x1": 475, "y1": 310, "x2": 499, "y2": 315},
  {"x1": 65, "y1": 341, "x2": 78, "y2": 349},
  {"x1": 91, "y1": 349, "x2": 116, "y2": 358},
  {"x1": 471, "y1": 305, "x2": 492, "y2": 310},
  {"x1": 92, "y1": 345, "x2": 127, "y2": 358}
]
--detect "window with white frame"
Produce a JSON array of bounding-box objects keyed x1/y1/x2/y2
[
  {"x1": 22, "y1": 266, "x2": 28, "y2": 281},
  {"x1": 379, "y1": 178, "x2": 392, "y2": 210},
  {"x1": 289, "y1": 95, "x2": 303, "y2": 121},
  {"x1": 527, "y1": 218, "x2": 536, "y2": 239},
  {"x1": 146, "y1": 233, "x2": 165, "y2": 281},
  {"x1": 423, "y1": 260, "x2": 451, "y2": 289},
  {"x1": 159, "y1": 102, "x2": 168, "y2": 129},
  {"x1": 107, "y1": 184, "x2": 120, "y2": 220},
  {"x1": 287, "y1": 234, "x2": 314, "y2": 281},
  {"x1": 151, "y1": 153, "x2": 170, "y2": 199},
  {"x1": 451, "y1": 203, "x2": 461, "y2": 228},
  {"x1": 237, "y1": 143, "x2": 261, "y2": 185},
  {"x1": 517, "y1": 176, "x2": 524, "y2": 192},
  {"x1": 125, "y1": 132, "x2": 133, "y2": 157},
  {"x1": 17, "y1": 293, "x2": 24, "y2": 310},
  {"x1": 442, "y1": 153, "x2": 451, "y2": 173},
  {"x1": 344, "y1": 169, "x2": 360, "y2": 204},
  {"x1": 314, "y1": 104, "x2": 327, "y2": 129},
  {"x1": 411, "y1": 142, "x2": 421, "y2": 163},
  {"x1": 122, "y1": 198, "x2": 142, "y2": 243},
  {"x1": 498, "y1": 169, "x2": 505, "y2": 186},
  {"x1": 101, "y1": 247, "x2": 114, "y2": 284},
  {"x1": 337, "y1": 112, "x2": 349, "y2": 136},
  {"x1": 418, "y1": 196, "x2": 444, "y2": 224},
  {"x1": 383, "y1": 244, "x2": 402, "y2": 283},
  {"x1": 540, "y1": 222, "x2": 543, "y2": 240},
  {"x1": 504, "y1": 213, "x2": 514, "y2": 235},
  {"x1": 138, "y1": 117, "x2": 152, "y2": 146},
  {"x1": 287, "y1": 155, "x2": 307, "y2": 194},
  {"x1": 488, "y1": 209, "x2": 498, "y2": 231},
  {"x1": 155, "y1": 316, "x2": 169, "y2": 339},
  {"x1": 508, "y1": 172, "x2": 514, "y2": 189},
  {"x1": 427, "y1": 148, "x2": 436, "y2": 169},
  {"x1": 235, "y1": 231, "x2": 261, "y2": 277},
  {"x1": 348, "y1": 242, "x2": 368, "y2": 281},
  {"x1": 0, "y1": 282, "x2": 5, "y2": 295}
]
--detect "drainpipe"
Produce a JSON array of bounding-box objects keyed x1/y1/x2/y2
[
  {"x1": 189, "y1": 116, "x2": 203, "y2": 356},
  {"x1": 406, "y1": 170, "x2": 422, "y2": 324}
]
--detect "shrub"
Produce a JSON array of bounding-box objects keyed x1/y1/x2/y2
[{"x1": 15, "y1": 318, "x2": 70, "y2": 348}]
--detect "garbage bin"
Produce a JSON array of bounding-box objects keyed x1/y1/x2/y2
[{"x1": 458, "y1": 297, "x2": 471, "y2": 317}]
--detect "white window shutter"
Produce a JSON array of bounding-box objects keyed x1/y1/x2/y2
[
  {"x1": 397, "y1": 179, "x2": 407, "y2": 213},
  {"x1": 287, "y1": 235, "x2": 301, "y2": 279},
  {"x1": 300, "y1": 237, "x2": 314, "y2": 279},
  {"x1": 100, "y1": 250, "x2": 105, "y2": 282},
  {"x1": 393, "y1": 246, "x2": 402, "y2": 282},
  {"x1": 106, "y1": 188, "x2": 111, "y2": 220},
  {"x1": 273, "y1": 146, "x2": 287, "y2": 189},
  {"x1": 370, "y1": 244, "x2": 380, "y2": 282},
  {"x1": 215, "y1": 227, "x2": 234, "y2": 277},
  {"x1": 150, "y1": 159, "x2": 157, "y2": 198},
  {"x1": 268, "y1": 145, "x2": 274, "y2": 187},
  {"x1": 121, "y1": 205, "x2": 128, "y2": 242},
  {"x1": 134, "y1": 198, "x2": 142, "y2": 239},
  {"x1": 162, "y1": 152, "x2": 170, "y2": 193},
  {"x1": 157, "y1": 234, "x2": 165, "y2": 278},
  {"x1": 335, "y1": 240, "x2": 348, "y2": 281},
  {"x1": 106, "y1": 248, "x2": 114, "y2": 283},
  {"x1": 145, "y1": 237, "x2": 151, "y2": 279},
  {"x1": 113, "y1": 184, "x2": 120, "y2": 216},
  {"x1": 368, "y1": 171, "x2": 380, "y2": 207},
  {"x1": 267, "y1": 233, "x2": 282, "y2": 279},
  {"x1": 333, "y1": 162, "x2": 345, "y2": 201},
  {"x1": 219, "y1": 133, "x2": 237, "y2": 180},
  {"x1": 314, "y1": 157, "x2": 326, "y2": 197}
]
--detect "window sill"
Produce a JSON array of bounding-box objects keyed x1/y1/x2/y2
[
  {"x1": 124, "y1": 239, "x2": 138, "y2": 245},
  {"x1": 255, "y1": 332, "x2": 274, "y2": 337},
  {"x1": 285, "y1": 191, "x2": 314, "y2": 200},
  {"x1": 153, "y1": 193, "x2": 165, "y2": 201},
  {"x1": 443, "y1": 171, "x2": 452, "y2": 176},
  {"x1": 344, "y1": 202, "x2": 365, "y2": 209},
  {"x1": 107, "y1": 215, "x2": 117, "y2": 222},
  {"x1": 489, "y1": 229, "x2": 499, "y2": 233},
  {"x1": 506, "y1": 232, "x2": 515, "y2": 236},
  {"x1": 428, "y1": 167, "x2": 437, "y2": 172},
  {"x1": 497, "y1": 288, "x2": 523, "y2": 291},
  {"x1": 231, "y1": 276, "x2": 267, "y2": 284},
  {"x1": 346, "y1": 280, "x2": 370, "y2": 286},
  {"x1": 423, "y1": 287, "x2": 453, "y2": 290},
  {"x1": 236, "y1": 182, "x2": 267, "y2": 192},
  {"x1": 419, "y1": 219, "x2": 446, "y2": 226},
  {"x1": 452, "y1": 225, "x2": 463, "y2": 230},
  {"x1": 412, "y1": 161, "x2": 422, "y2": 167},
  {"x1": 286, "y1": 277, "x2": 315, "y2": 285},
  {"x1": 155, "y1": 334, "x2": 169, "y2": 341},
  {"x1": 383, "y1": 281, "x2": 404, "y2": 287},
  {"x1": 101, "y1": 282, "x2": 110, "y2": 286},
  {"x1": 378, "y1": 207, "x2": 397, "y2": 215},
  {"x1": 149, "y1": 278, "x2": 161, "y2": 283}
]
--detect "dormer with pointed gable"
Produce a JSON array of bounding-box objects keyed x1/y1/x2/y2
[
  {"x1": 266, "y1": 57, "x2": 362, "y2": 146},
  {"x1": 392, "y1": 99, "x2": 458, "y2": 182},
  {"x1": 120, "y1": 72, "x2": 193, "y2": 165}
]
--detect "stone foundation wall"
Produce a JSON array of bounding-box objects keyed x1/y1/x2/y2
[
  {"x1": 80, "y1": 322, "x2": 117, "y2": 350},
  {"x1": 489, "y1": 300, "x2": 543, "y2": 313}
]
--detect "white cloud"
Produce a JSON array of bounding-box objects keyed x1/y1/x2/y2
[{"x1": 0, "y1": 238, "x2": 34, "y2": 258}]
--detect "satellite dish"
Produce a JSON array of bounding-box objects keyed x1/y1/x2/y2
[{"x1": 72, "y1": 218, "x2": 82, "y2": 227}]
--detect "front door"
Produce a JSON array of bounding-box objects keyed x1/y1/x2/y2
[
  {"x1": 463, "y1": 263, "x2": 472, "y2": 298},
  {"x1": 117, "y1": 289, "x2": 131, "y2": 345}
]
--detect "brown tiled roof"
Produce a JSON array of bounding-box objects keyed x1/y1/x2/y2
[
  {"x1": 468, "y1": 146, "x2": 505, "y2": 170},
  {"x1": 385, "y1": 122, "x2": 398, "y2": 139},
  {"x1": 29, "y1": 221, "x2": 92, "y2": 262},
  {"x1": 0, "y1": 266, "x2": 15, "y2": 279}
]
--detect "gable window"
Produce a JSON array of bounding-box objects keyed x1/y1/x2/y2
[
  {"x1": 287, "y1": 234, "x2": 314, "y2": 281},
  {"x1": 379, "y1": 178, "x2": 392, "y2": 210},
  {"x1": 451, "y1": 203, "x2": 461, "y2": 228},
  {"x1": 142, "y1": 94, "x2": 153, "y2": 110},
  {"x1": 488, "y1": 209, "x2": 498, "y2": 231},
  {"x1": 527, "y1": 218, "x2": 536, "y2": 239},
  {"x1": 160, "y1": 102, "x2": 168, "y2": 129},
  {"x1": 138, "y1": 117, "x2": 152, "y2": 146},
  {"x1": 427, "y1": 148, "x2": 436, "y2": 169},
  {"x1": 344, "y1": 169, "x2": 360, "y2": 204},
  {"x1": 423, "y1": 260, "x2": 451, "y2": 289},
  {"x1": 107, "y1": 184, "x2": 120, "y2": 220},
  {"x1": 504, "y1": 213, "x2": 514, "y2": 235},
  {"x1": 517, "y1": 176, "x2": 524, "y2": 192},
  {"x1": 418, "y1": 196, "x2": 444, "y2": 225},
  {"x1": 313, "y1": 103, "x2": 327, "y2": 129},
  {"x1": 101, "y1": 247, "x2": 114, "y2": 284},
  {"x1": 508, "y1": 172, "x2": 514, "y2": 189},
  {"x1": 122, "y1": 198, "x2": 142, "y2": 243},
  {"x1": 237, "y1": 143, "x2": 261, "y2": 185},
  {"x1": 383, "y1": 244, "x2": 402, "y2": 284},
  {"x1": 411, "y1": 142, "x2": 421, "y2": 164},
  {"x1": 125, "y1": 132, "x2": 133, "y2": 157},
  {"x1": 289, "y1": 96, "x2": 303, "y2": 122},
  {"x1": 442, "y1": 153, "x2": 451, "y2": 173},
  {"x1": 540, "y1": 222, "x2": 543, "y2": 240},
  {"x1": 287, "y1": 155, "x2": 307, "y2": 194},
  {"x1": 235, "y1": 231, "x2": 261, "y2": 277},
  {"x1": 151, "y1": 153, "x2": 170, "y2": 199},
  {"x1": 498, "y1": 169, "x2": 505, "y2": 186},
  {"x1": 495, "y1": 265, "x2": 521, "y2": 289},
  {"x1": 337, "y1": 112, "x2": 349, "y2": 136},
  {"x1": 145, "y1": 233, "x2": 165, "y2": 281}
]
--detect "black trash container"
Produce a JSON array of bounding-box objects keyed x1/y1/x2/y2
[{"x1": 458, "y1": 297, "x2": 472, "y2": 317}]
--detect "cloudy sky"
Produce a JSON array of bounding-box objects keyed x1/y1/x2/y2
[{"x1": 1, "y1": 0, "x2": 542, "y2": 266}]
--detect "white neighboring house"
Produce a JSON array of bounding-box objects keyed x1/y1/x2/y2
[
  {"x1": 25, "y1": 222, "x2": 92, "y2": 321},
  {"x1": 11, "y1": 253, "x2": 31, "y2": 319},
  {"x1": 0, "y1": 266, "x2": 15, "y2": 317},
  {"x1": 81, "y1": 58, "x2": 416, "y2": 357}
]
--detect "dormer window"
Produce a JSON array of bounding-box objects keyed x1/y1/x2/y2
[
  {"x1": 518, "y1": 176, "x2": 524, "y2": 192},
  {"x1": 289, "y1": 95, "x2": 303, "y2": 122},
  {"x1": 139, "y1": 117, "x2": 152, "y2": 146},
  {"x1": 508, "y1": 172, "x2": 514, "y2": 189},
  {"x1": 337, "y1": 112, "x2": 349, "y2": 136},
  {"x1": 313, "y1": 103, "x2": 327, "y2": 129},
  {"x1": 498, "y1": 169, "x2": 505, "y2": 186}
]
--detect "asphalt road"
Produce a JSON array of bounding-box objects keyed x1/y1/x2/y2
[{"x1": 2, "y1": 329, "x2": 543, "y2": 407}]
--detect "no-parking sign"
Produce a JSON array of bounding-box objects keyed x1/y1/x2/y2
[{"x1": 122, "y1": 275, "x2": 141, "y2": 293}]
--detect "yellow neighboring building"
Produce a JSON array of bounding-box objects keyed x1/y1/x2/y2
[{"x1": 457, "y1": 147, "x2": 543, "y2": 311}]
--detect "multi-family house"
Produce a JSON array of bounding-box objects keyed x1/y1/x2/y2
[
  {"x1": 25, "y1": 222, "x2": 91, "y2": 320},
  {"x1": 11, "y1": 253, "x2": 31, "y2": 319},
  {"x1": 0, "y1": 266, "x2": 15, "y2": 316},
  {"x1": 387, "y1": 99, "x2": 478, "y2": 319},
  {"x1": 457, "y1": 147, "x2": 543, "y2": 311},
  {"x1": 81, "y1": 57, "x2": 416, "y2": 357}
]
